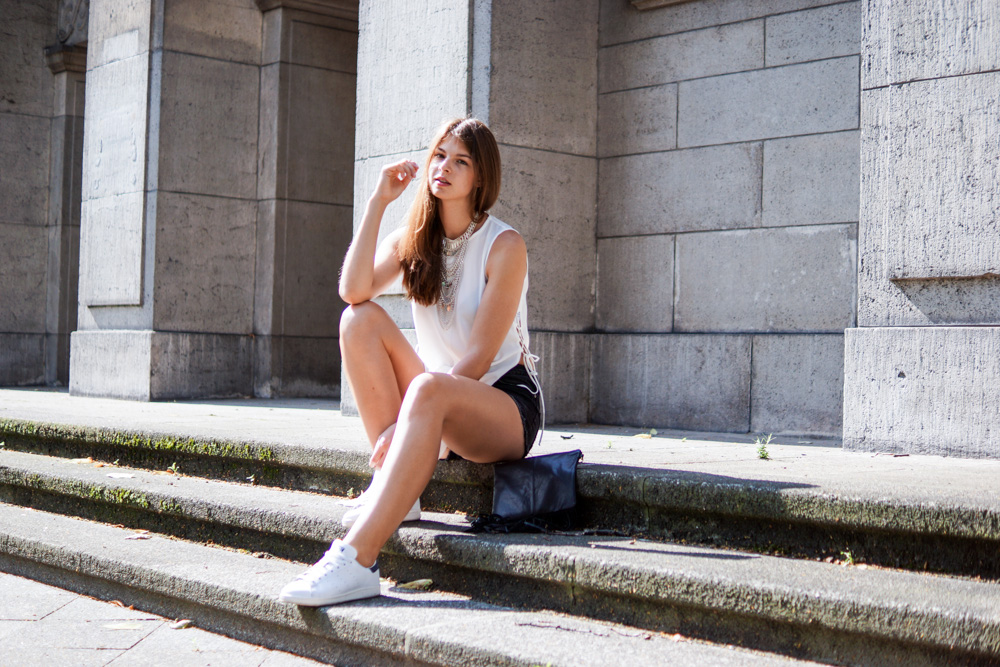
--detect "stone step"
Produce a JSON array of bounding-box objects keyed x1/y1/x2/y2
[
  {"x1": 0, "y1": 502, "x2": 821, "y2": 667},
  {"x1": 2, "y1": 449, "x2": 998, "y2": 666},
  {"x1": 3, "y1": 416, "x2": 1000, "y2": 578}
]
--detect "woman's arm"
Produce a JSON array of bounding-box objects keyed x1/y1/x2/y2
[
  {"x1": 339, "y1": 161, "x2": 418, "y2": 304},
  {"x1": 450, "y1": 230, "x2": 528, "y2": 380}
]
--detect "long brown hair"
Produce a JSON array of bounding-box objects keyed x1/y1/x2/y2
[{"x1": 397, "y1": 118, "x2": 502, "y2": 306}]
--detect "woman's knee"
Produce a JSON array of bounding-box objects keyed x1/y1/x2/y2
[{"x1": 339, "y1": 301, "x2": 389, "y2": 340}]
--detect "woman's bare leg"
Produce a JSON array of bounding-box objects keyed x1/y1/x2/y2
[
  {"x1": 344, "y1": 371, "x2": 525, "y2": 567},
  {"x1": 339, "y1": 301, "x2": 425, "y2": 447}
]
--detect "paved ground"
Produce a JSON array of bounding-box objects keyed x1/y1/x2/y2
[{"x1": 0, "y1": 571, "x2": 322, "y2": 666}]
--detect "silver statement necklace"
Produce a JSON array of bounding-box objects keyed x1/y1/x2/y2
[{"x1": 437, "y1": 216, "x2": 480, "y2": 329}]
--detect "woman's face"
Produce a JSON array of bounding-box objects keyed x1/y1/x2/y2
[{"x1": 429, "y1": 135, "x2": 477, "y2": 205}]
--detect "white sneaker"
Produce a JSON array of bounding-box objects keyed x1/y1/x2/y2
[
  {"x1": 341, "y1": 497, "x2": 421, "y2": 528},
  {"x1": 278, "y1": 540, "x2": 381, "y2": 606}
]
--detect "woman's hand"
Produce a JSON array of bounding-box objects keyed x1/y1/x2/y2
[
  {"x1": 372, "y1": 160, "x2": 419, "y2": 206},
  {"x1": 369, "y1": 422, "x2": 396, "y2": 469}
]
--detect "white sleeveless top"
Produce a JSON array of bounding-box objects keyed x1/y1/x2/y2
[{"x1": 412, "y1": 216, "x2": 529, "y2": 386}]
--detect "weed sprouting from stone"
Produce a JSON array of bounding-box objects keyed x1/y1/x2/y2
[{"x1": 755, "y1": 433, "x2": 773, "y2": 460}]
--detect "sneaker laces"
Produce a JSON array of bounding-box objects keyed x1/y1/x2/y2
[{"x1": 294, "y1": 546, "x2": 348, "y2": 585}]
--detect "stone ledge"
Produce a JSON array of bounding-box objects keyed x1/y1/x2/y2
[
  {"x1": 632, "y1": 0, "x2": 696, "y2": 9},
  {"x1": 255, "y1": 0, "x2": 358, "y2": 20}
]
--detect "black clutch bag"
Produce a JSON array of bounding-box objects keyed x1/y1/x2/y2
[{"x1": 468, "y1": 449, "x2": 583, "y2": 533}]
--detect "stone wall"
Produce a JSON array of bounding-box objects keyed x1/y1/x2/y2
[
  {"x1": 843, "y1": 1, "x2": 1000, "y2": 457},
  {"x1": 593, "y1": 0, "x2": 860, "y2": 434}
]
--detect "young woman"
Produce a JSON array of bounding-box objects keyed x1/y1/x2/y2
[{"x1": 279, "y1": 118, "x2": 542, "y2": 606}]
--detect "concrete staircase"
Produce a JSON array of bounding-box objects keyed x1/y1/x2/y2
[{"x1": 1, "y1": 393, "x2": 999, "y2": 666}]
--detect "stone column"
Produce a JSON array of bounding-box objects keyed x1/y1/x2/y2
[
  {"x1": 70, "y1": 0, "x2": 263, "y2": 399},
  {"x1": 43, "y1": 41, "x2": 86, "y2": 386},
  {"x1": 342, "y1": 0, "x2": 598, "y2": 421},
  {"x1": 844, "y1": 2, "x2": 1000, "y2": 457},
  {"x1": 254, "y1": 0, "x2": 358, "y2": 397}
]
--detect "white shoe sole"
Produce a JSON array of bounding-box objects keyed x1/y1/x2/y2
[{"x1": 278, "y1": 582, "x2": 381, "y2": 606}]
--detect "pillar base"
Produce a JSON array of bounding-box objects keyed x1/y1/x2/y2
[
  {"x1": 69, "y1": 330, "x2": 252, "y2": 401},
  {"x1": 844, "y1": 327, "x2": 1000, "y2": 458}
]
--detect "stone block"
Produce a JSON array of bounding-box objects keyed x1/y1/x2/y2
[
  {"x1": 271, "y1": 336, "x2": 341, "y2": 398},
  {"x1": 532, "y1": 332, "x2": 591, "y2": 424},
  {"x1": 488, "y1": 0, "x2": 598, "y2": 156},
  {"x1": 0, "y1": 222, "x2": 48, "y2": 332},
  {"x1": 152, "y1": 192, "x2": 256, "y2": 334},
  {"x1": 596, "y1": 235, "x2": 674, "y2": 333},
  {"x1": 599, "y1": 0, "x2": 836, "y2": 47},
  {"x1": 81, "y1": 54, "x2": 149, "y2": 201},
  {"x1": 70, "y1": 330, "x2": 253, "y2": 400},
  {"x1": 844, "y1": 326, "x2": 1000, "y2": 458},
  {"x1": 678, "y1": 57, "x2": 859, "y2": 147},
  {"x1": 254, "y1": 334, "x2": 341, "y2": 398},
  {"x1": 0, "y1": 1, "x2": 56, "y2": 117},
  {"x1": 69, "y1": 330, "x2": 154, "y2": 400},
  {"x1": 491, "y1": 145, "x2": 597, "y2": 332},
  {"x1": 157, "y1": 51, "x2": 259, "y2": 200},
  {"x1": 149, "y1": 332, "x2": 253, "y2": 399},
  {"x1": 0, "y1": 113, "x2": 50, "y2": 227},
  {"x1": 355, "y1": 0, "x2": 469, "y2": 160},
  {"x1": 262, "y1": 8, "x2": 358, "y2": 69},
  {"x1": 273, "y1": 200, "x2": 353, "y2": 338},
  {"x1": 598, "y1": 143, "x2": 762, "y2": 236},
  {"x1": 0, "y1": 334, "x2": 45, "y2": 386},
  {"x1": 599, "y1": 20, "x2": 763, "y2": 93},
  {"x1": 750, "y1": 334, "x2": 844, "y2": 435},
  {"x1": 762, "y1": 130, "x2": 859, "y2": 227},
  {"x1": 674, "y1": 224, "x2": 857, "y2": 333},
  {"x1": 863, "y1": 75, "x2": 1000, "y2": 281},
  {"x1": 765, "y1": 2, "x2": 861, "y2": 67},
  {"x1": 88, "y1": 0, "x2": 153, "y2": 69},
  {"x1": 283, "y1": 64, "x2": 356, "y2": 206},
  {"x1": 591, "y1": 333, "x2": 751, "y2": 432},
  {"x1": 864, "y1": 0, "x2": 1000, "y2": 88},
  {"x1": 78, "y1": 191, "x2": 145, "y2": 307},
  {"x1": 159, "y1": 0, "x2": 262, "y2": 65},
  {"x1": 598, "y1": 84, "x2": 677, "y2": 157}
]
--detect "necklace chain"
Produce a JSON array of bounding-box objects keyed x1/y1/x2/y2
[{"x1": 437, "y1": 215, "x2": 480, "y2": 329}]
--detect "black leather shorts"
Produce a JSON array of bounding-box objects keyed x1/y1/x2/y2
[
  {"x1": 446, "y1": 364, "x2": 541, "y2": 460},
  {"x1": 491, "y1": 364, "x2": 542, "y2": 457}
]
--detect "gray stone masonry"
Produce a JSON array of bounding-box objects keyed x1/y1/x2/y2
[
  {"x1": 674, "y1": 225, "x2": 857, "y2": 333},
  {"x1": 843, "y1": 0, "x2": 1000, "y2": 457},
  {"x1": 594, "y1": 0, "x2": 861, "y2": 436},
  {"x1": 591, "y1": 333, "x2": 752, "y2": 432},
  {"x1": 844, "y1": 327, "x2": 1000, "y2": 458}
]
